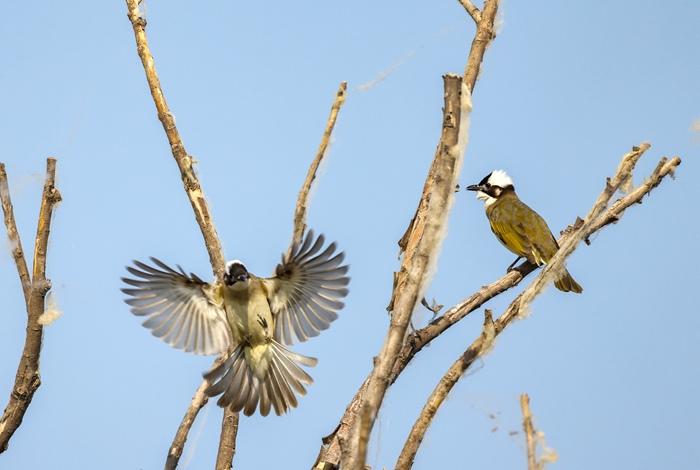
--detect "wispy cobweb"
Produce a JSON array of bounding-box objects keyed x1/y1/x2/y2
[{"x1": 357, "y1": 51, "x2": 417, "y2": 92}]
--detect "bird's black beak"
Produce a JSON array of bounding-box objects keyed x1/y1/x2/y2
[{"x1": 466, "y1": 184, "x2": 484, "y2": 192}]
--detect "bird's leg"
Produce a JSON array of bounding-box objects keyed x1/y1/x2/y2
[{"x1": 506, "y1": 256, "x2": 523, "y2": 272}]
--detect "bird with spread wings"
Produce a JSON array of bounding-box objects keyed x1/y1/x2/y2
[{"x1": 121, "y1": 230, "x2": 350, "y2": 416}]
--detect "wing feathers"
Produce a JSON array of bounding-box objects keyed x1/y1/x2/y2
[
  {"x1": 121, "y1": 258, "x2": 230, "y2": 356},
  {"x1": 265, "y1": 230, "x2": 350, "y2": 345}
]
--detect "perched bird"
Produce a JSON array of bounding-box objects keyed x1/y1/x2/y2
[
  {"x1": 121, "y1": 230, "x2": 350, "y2": 416},
  {"x1": 466, "y1": 170, "x2": 583, "y2": 293}
]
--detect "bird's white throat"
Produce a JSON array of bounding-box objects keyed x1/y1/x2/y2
[{"x1": 476, "y1": 191, "x2": 497, "y2": 207}]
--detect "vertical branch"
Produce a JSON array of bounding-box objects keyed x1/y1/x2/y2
[
  {"x1": 124, "y1": 1, "x2": 236, "y2": 466},
  {"x1": 292, "y1": 82, "x2": 347, "y2": 246},
  {"x1": 520, "y1": 394, "x2": 537, "y2": 470},
  {"x1": 0, "y1": 158, "x2": 61, "y2": 453},
  {"x1": 463, "y1": 0, "x2": 500, "y2": 92},
  {"x1": 215, "y1": 408, "x2": 240, "y2": 470},
  {"x1": 344, "y1": 74, "x2": 466, "y2": 470}
]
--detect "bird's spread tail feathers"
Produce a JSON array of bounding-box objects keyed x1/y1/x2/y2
[
  {"x1": 554, "y1": 269, "x2": 583, "y2": 293},
  {"x1": 203, "y1": 341, "x2": 317, "y2": 416}
]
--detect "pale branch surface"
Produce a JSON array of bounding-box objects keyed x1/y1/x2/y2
[
  {"x1": 395, "y1": 311, "x2": 494, "y2": 470},
  {"x1": 215, "y1": 408, "x2": 239, "y2": 470},
  {"x1": 341, "y1": 74, "x2": 467, "y2": 470},
  {"x1": 124, "y1": 0, "x2": 226, "y2": 279},
  {"x1": 123, "y1": 1, "x2": 237, "y2": 466},
  {"x1": 521, "y1": 393, "x2": 537, "y2": 470},
  {"x1": 394, "y1": 148, "x2": 681, "y2": 467},
  {"x1": 0, "y1": 164, "x2": 31, "y2": 301},
  {"x1": 292, "y1": 81, "x2": 347, "y2": 246},
  {"x1": 0, "y1": 158, "x2": 61, "y2": 453},
  {"x1": 463, "y1": 0, "x2": 499, "y2": 91},
  {"x1": 315, "y1": 3, "x2": 499, "y2": 468},
  {"x1": 458, "y1": 0, "x2": 482, "y2": 23},
  {"x1": 165, "y1": 381, "x2": 211, "y2": 469}
]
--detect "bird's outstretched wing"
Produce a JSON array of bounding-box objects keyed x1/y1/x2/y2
[
  {"x1": 263, "y1": 230, "x2": 350, "y2": 345},
  {"x1": 121, "y1": 258, "x2": 231, "y2": 356}
]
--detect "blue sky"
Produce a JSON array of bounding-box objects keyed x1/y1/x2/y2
[{"x1": 1, "y1": 1, "x2": 698, "y2": 469}]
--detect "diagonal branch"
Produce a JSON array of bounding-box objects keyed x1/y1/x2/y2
[
  {"x1": 315, "y1": 3, "x2": 499, "y2": 469},
  {"x1": 124, "y1": 1, "x2": 237, "y2": 466},
  {"x1": 0, "y1": 158, "x2": 61, "y2": 454},
  {"x1": 292, "y1": 81, "x2": 347, "y2": 246},
  {"x1": 0, "y1": 164, "x2": 31, "y2": 301},
  {"x1": 395, "y1": 310, "x2": 495, "y2": 469},
  {"x1": 395, "y1": 149, "x2": 681, "y2": 468},
  {"x1": 165, "y1": 380, "x2": 211, "y2": 469},
  {"x1": 124, "y1": 0, "x2": 226, "y2": 279},
  {"x1": 458, "y1": 0, "x2": 482, "y2": 23}
]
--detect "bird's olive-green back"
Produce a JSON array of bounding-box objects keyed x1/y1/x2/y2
[{"x1": 485, "y1": 191, "x2": 559, "y2": 266}]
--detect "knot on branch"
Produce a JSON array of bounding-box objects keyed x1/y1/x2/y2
[
  {"x1": 48, "y1": 187, "x2": 62, "y2": 205},
  {"x1": 31, "y1": 278, "x2": 52, "y2": 296}
]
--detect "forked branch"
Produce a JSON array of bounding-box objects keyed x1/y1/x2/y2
[
  {"x1": 395, "y1": 147, "x2": 680, "y2": 467},
  {"x1": 0, "y1": 158, "x2": 61, "y2": 453},
  {"x1": 314, "y1": 2, "x2": 499, "y2": 468}
]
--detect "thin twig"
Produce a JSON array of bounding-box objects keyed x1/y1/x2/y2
[
  {"x1": 458, "y1": 0, "x2": 482, "y2": 23},
  {"x1": 292, "y1": 81, "x2": 347, "y2": 246},
  {"x1": 165, "y1": 381, "x2": 211, "y2": 469},
  {"x1": 394, "y1": 150, "x2": 681, "y2": 468},
  {"x1": 521, "y1": 394, "x2": 537, "y2": 470},
  {"x1": 463, "y1": 0, "x2": 499, "y2": 92},
  {"x1": 123, "y1": 1, "x2": 236, "y2": 466},
  {"x1": 0, "y1": 164, "x2": 31, "y2": 301},
  {"x1": 315, "y1": 3, "x2": 499, "y2": 468},
  {"x1": 0, "y1": 158, "x2": 61, "y2": 453}
]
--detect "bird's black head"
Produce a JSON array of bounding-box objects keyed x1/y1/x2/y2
[
  {"x1": 466, "y1": 170, "x2": 515, "y2": 203},
  {"x1": 224, "y1": 260, "x2": 249, "y2": 286}
]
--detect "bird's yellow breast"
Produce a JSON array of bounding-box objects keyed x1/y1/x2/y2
[{"x1": 223, "y1": 278, "x2": 274, "y2": 347}]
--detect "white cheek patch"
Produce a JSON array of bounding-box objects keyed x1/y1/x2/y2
[{"x1": 476, "y1": 191, "x2": 496, "y2": 207}]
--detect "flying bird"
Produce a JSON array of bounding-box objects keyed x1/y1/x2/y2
[
  {"x1": 466, "y1": 170, "x2": 583, "y2": 293},
  {"x1": 121, "y1": 230, "x2": 350, "y2": 416}
]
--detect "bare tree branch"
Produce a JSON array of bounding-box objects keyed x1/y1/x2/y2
[
  {"x1": 394, "y1": 149, "x2": 681, "y2": 467},
  {"x1": 521, "y1": 393, "x2": 537, "y2": 470},
  {"x1": 123, "y1": 1, "x2": 237, "y2": 466},
  {"x1": 0, "y1": 158, "x2": 61, "y2": 454},
  {"x1": 463, "y1": 0, "x2": 499, "y2": 92},
  {"x1": 458, "y1": 0, "x2": 482, "y2": 23},
  {"x1": 165, "y1": 381, "x2": 211, "y2": 469},
  {"x1": 340, "y1": 74, "x2": 468, "y2": 470},
  {"x1": 215, "y1": 408, "x2": 240, "y2": 470},
  {"x1": 124, "y1": 0, "x2": 226, "y2": 279},
  {"x1": 292, "y1": 81, "x2": 347, "y2": 246},
  {"x1": 395, "y1": 310, "x2": 494, "y2": 469},
  {"x1": 0, "y1": 164, "x2": 31, "y2": 301},
  {"x1": 315, "y1": 3, "x2": 499, "y2": 468}
]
